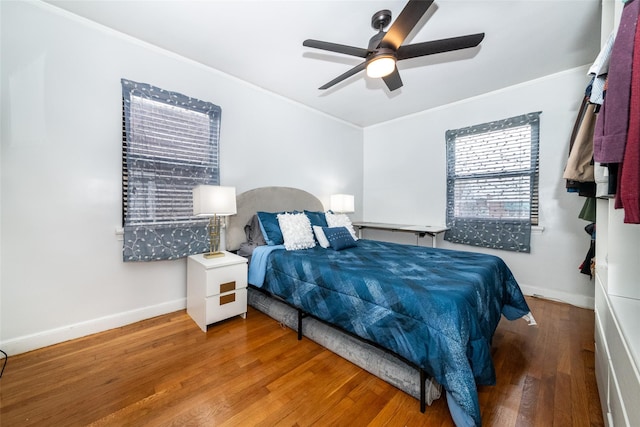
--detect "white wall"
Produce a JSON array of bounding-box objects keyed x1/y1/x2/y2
[
  {"x1": 0, "y1": 1, "x2": 363, "y2": 355},
  {"x1": 363, "y1": 66, "x2": 596, "y2": 308},
  {"x1": 1, "y1": 1, "x2": 597, "y2": 356}
]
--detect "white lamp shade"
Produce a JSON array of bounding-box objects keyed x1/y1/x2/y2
[
  {"x1": 192, "y1": 185, "x2": 237, "y2": 216},
  {"x1": 331, "y1": 194, "x2": 355, "y2": 213}
]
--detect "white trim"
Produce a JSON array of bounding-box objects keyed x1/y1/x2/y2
[
  {"x1": 531, "y1": 225, "x2": 545, "y2": 234},
  {"x1": 520, "y1": 283, "x2": 594, "y2": 310},
  {"x1": 0, "y1": 298, "x2": 186, "y2": 356}
]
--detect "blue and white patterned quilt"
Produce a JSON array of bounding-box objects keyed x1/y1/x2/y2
[{"x1": 249, "y1": 239, "x2": 531, "y2": 426}]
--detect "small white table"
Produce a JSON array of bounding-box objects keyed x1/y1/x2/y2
[{"x1": 352, "y1": 222, "x2": 449, "y2": 248}]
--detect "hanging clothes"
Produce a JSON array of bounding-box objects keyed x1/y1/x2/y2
[
  {"x1": 579, "y1": 223, "x2": 596, "y2": 278},
  {"x1": 564, "y1": 101, "x2": 597, "y2": 182},
  {"x1": 589, "y1": 31, "x2": 616, "y2": 197},
  {"x1": 618, "y1": 17, "x2": 640, "y2": 223},
  {"x1": 579, "y1": 197, "x2": 597, "y2": 222},
  {"x1": 565, "y1": 93, "x2": 597, "y2": 197},
  {"x1": 593, "y1": 0, "x2": 639, "y2": 164},
  {"x1": 595, "y1": 162, "x2": 612, "y2": 198},
  {"x1": 589, "y1": 31, "x2": 615, "y2": 106}
]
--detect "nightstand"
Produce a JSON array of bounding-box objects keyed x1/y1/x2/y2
[{"x1": 187, "y1": 251, "x2": 248, "y2": 332}]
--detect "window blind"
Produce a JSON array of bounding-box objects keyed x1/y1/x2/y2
[
  {"x1": 445, "y1": 112, "x2": 540, "y2": 252},
  {"x1": 121, "y1": 79, "x2": 221, "y2": 261}
]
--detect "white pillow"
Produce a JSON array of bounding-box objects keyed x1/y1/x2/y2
[
  {"x1": 325, "y1": 212, "x2": 358, "y2": 240},
  {"x1": 313, "y1": 226, "x2": 330, "y2": 248},
  {"x1": 277, "y1": 212, "x2": 316, "y2": 250}
]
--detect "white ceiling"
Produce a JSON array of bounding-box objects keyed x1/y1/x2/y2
[{"x1": 46, "y1": 0, "x2": 602, "y2": 128}]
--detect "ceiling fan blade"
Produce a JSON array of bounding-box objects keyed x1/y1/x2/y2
[
  {"x1": 396, "y1": 33, "x2": 485, "y2": 60},
  {"x1": 382, "y1": 68, "x2": 403, "y2": 91},
  {"x1": 318, "y1": 61, "x2": 368, "y2": 90},
  {"x1": 379, "y1": 0, "x2": 434, "y2": 50},
  {"x1": 303, "y1": 39, "x2": 369, "y2": 58}
]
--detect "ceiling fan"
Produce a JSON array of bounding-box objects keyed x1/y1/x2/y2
[{"x1": 302, "y1": 0, "x2": 485, "y2": 92}]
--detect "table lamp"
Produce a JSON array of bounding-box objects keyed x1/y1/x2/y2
[
  {"x1": 193, "y1": 185, "x2": 237, "y2": 258},
  {"x1": 330, "y1": 194, "x2": 355, "y2": 213}
]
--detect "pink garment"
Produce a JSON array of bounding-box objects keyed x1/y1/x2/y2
[{"x1": 619, "y1": 17, "x2": 640, "y2": 223}]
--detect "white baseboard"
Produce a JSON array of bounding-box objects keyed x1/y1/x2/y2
[
  {"x1": 1, "y1": 285, "x2": 593, "y2": 356},
  {"x1": 520, "y1": 284, "x2": 594, "y2": 310},
  {"x1": 1, "y1": 298, "x2": 186, "y2": 356}
]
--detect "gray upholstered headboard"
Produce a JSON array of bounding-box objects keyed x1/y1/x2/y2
[{"x1": 226, "y1": 186, "x2": 324, "y2": 252}]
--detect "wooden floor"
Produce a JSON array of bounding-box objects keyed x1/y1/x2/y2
[{"x1": 1, "y1": 296, "x2": 604, "y2": 427}]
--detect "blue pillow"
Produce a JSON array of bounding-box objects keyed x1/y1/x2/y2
[
  {"x1": 322, "y1": 226, "x2": 357, "y2": 251},
  {"x1": 257, "y1": 211, "x2": 284, "y2": 245},
  {"x1": 304, "y1": 210, "x2": 329, "y2": 228}
]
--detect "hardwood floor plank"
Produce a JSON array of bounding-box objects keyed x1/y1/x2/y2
[
  {"x1": 515, "y1": 374, "x2": 540, "y2": 427},
  {"x1": 0, "y1": 296, "x2": 604, "y2": 426},
  {"x1": 553, "y1": 371, "x2": 573, "y2": 426}
]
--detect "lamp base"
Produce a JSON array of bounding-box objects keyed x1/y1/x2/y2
[{"x1": 204, "y1": 251, "x2": 225, "y2": 259}]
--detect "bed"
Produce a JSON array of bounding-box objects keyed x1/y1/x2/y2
[{"x1": 226, "y1": 186, "x2": 534, "y2": 427}]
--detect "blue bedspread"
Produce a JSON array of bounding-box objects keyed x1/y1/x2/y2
[{"x1": 249, "y1": 239, "x2": 530, "y2": 426}]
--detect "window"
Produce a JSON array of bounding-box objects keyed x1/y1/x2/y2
[
  {"x1": 121, "y1": 79, "x2": 221, "y2": 261},
  {"x1": 444, "y1": 112, "x2": 540, "y2": 253}
]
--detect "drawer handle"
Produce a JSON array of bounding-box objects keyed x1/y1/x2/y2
[
  {"x1": 220, "y1": 293, "x2": 236, "y2": 305},
  {"x1": 220, "y1": 281, "x2": 236, "y2": 293}
]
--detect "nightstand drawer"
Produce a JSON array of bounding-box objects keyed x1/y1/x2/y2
[
  {"x1": 205, "y1": 288, "x2": 247, "y2": 324},
  {"x1": 205, "y1": 263, "x2": 247, "y2": 296}
]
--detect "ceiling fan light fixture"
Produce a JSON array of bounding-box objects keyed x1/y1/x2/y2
[
  {"x1": 366, "y1": 55, "x2": 396, "y2": 78},
  {"x1": 304, "y1": 0, "x2": 484, "y2": 92}
]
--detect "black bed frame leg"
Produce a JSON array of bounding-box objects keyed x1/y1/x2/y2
[
  {"x1": 420, "y1": 368, "x2": 426, "y2": 413},
  {"x1": 297, "y1": 309, "x2": 303, "y2": 341}
]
